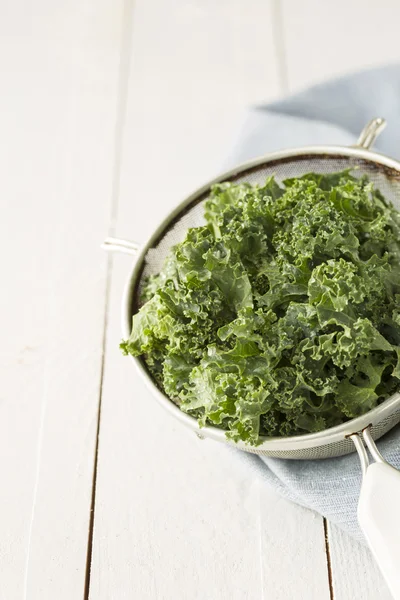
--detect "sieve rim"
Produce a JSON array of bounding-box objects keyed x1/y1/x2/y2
[{"x1": 123, "y1": 143, "x2": 400, "y2": 453}]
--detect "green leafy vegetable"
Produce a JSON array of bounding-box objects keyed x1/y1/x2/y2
[{"x1": 121, "y1": 171, "x2": 400, "y2": 445}]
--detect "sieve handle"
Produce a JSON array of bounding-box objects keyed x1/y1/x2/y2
[
  {"x1": 356, "y1": 117, "x2": 386, "y2": 150},
  {"x1": 101, "y1": 237, "x2": 139, "y2": 256},
  {"x1": 352, "y1": 428, "x2": 400, "y2": 599}
]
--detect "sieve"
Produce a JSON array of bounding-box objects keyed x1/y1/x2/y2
[{"x1": 104, "y1": 118, "x2": 400, "y2": 597}]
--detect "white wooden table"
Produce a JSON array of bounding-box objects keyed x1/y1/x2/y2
[{"x1": 2, "y1": 1, "x2": 400, "y2": 598}]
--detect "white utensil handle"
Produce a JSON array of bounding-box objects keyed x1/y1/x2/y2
[{"x1": 358, "y1": 462, "x2": 400, "y2": 599}]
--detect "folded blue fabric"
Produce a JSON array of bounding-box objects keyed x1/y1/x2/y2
[{"x1": 226, "y1": 64, "x2": 400, "y2": 541}]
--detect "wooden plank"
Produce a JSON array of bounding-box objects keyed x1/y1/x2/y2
[
  {"x1": 89, "y1": 1, "x2": 331, "y2": 598},
  {"x1": 112, "y1": 0, "x2": 283, "y2": 245},
  {"x1": 281, "y1": 2, "x2": 400, "y2": 595},
  {"x1": 0, "y1": 1, "x2": 125, "y2": 597},
  {"x1": 281, "y1": 0, "x2": 400, "y2": 92},
  {"x1": 258, "y1": 488, "x2": 330, "y2": 600},
  {"x1": 327, "y1": 523, "x2": 392, "y2": 600}
]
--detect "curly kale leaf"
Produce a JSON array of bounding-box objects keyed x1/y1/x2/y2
[{"x1": 122, "y1": 171, "x2": 400, "y2": 445}]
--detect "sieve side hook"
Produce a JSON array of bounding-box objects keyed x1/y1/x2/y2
[
  {"x1": 101, "y1": 237, "x2": 139, "y2": 256},
  {"x1": 356, "y1": 117, "x2": 386, "y2": 150}
]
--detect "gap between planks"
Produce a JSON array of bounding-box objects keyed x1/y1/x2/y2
[
  {"x1": 83, "y1": 0, "x2": 136, "y2": 596},
  {"x1": 323, "y1": 518, "x2": 334, "y2": 600},
  {"x1": 83, "y1": 251, "x2": 111, "y2": 600}
]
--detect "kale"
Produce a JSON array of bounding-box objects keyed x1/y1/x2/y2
[{"x1": 121, "y1": 171, "x2": 400, "y2": 446}]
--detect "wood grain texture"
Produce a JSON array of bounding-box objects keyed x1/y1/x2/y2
[
  {"x1": 88, "y1": 1, "x2": 331, "y2": 598},
  {"x1": 0, "y1": 1, "x2": 125, "y2": 597},
  {"x1": 282, "y1": 0, "x2": 400, "y2": 92}
]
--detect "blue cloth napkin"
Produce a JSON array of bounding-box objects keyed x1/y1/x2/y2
[{"x1": 226, "y1": 64, "x2": 400, "y2": 541}]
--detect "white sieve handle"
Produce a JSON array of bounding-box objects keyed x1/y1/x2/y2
[
  {"x1": 356, "y1": 117, "x2": 387, "y2": 150},
  {"x1": 352, "y1": 428, "x2": 400, "y2": 599},
  {"x1": 101, "y1": 237, "x2": 139, "y2": 256}
]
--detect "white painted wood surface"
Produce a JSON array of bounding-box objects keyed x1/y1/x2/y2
[
  {"x1": 2, "y1": 0, "x2": 400, "y2": 598},
  {"x1": 282, "y1": 0, "x2": 400, "y2": 92},
  {"x1": 0, "y1": 0, "x2": 125, "y2": 598}
]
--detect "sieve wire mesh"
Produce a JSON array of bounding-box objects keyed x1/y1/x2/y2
[{"x1": 133, "y1": 153, "x2": 400, "y2": 459}]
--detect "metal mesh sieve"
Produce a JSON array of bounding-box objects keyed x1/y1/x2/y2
[
  {"x1": 236, "y1": 407, "x2": 400, "y2": 459},
  {"x1": 138, "y1": 155, "x2": 400, "y2": 297},
  {"x1": 118, "y1": 123, "x2": 400, "y2": 460}
]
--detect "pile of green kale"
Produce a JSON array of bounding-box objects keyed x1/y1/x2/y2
[{"x1": 121, "y1": 171, "x2": 400, "y2": 445}]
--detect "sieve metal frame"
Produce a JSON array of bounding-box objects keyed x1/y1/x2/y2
[{"x1": 118, "y1": 130, "x2": 400, "y2": 459}]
